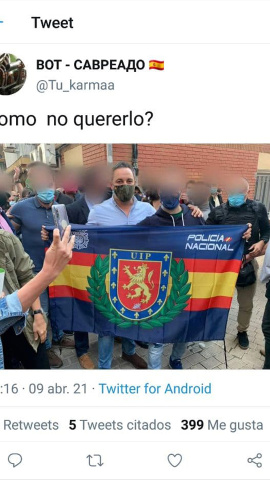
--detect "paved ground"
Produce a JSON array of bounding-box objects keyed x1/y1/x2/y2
[{"x1": 57, "y1": 258, "x2": 266, "y2": 370}]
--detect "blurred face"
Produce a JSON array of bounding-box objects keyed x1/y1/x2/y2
[
  {"x1": 186, "y1": 183, "x2": 195, "y2": 198},
  {"x1": 159, "y1": 181, "x2": 181, "y2": 210},
  {"x1": 211, "y1": 185, "x2": 218, "y2": 195},
  {"x1": 190, "y1": 184, "x2": 210, "y2": 205},
  {"x1": 9, "y1": 191, "x2": 19, "y2": 203},
  {"x1": 159, "y1": 171, "x2": 183, "y2": 196},
  {"x1": 227, "y1": 178, "x2": 249, "y2": 206},
  {"x1": 27, "y1": 167, "x2": 55, "y2": 191},
  {"x1": 227, "y1": 178, "x2": 248, "y2": 197},
  {"x1": 0, "y1": 173, "x2": 12, "y2": 193},
  {"x1": 87, "y1": 171, "x2": 109, "y2": 200},
  {"x1": 159, "y1": 185, "x2": 181, "y2": 198}
]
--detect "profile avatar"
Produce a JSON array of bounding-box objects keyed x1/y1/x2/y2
[{"x1": 0, "y1": 53, "x2": 26, "y2": 95}]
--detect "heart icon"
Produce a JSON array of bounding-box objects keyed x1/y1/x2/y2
[{"x1": 168, "y1": 453, "x2": 182, "y2": 467}]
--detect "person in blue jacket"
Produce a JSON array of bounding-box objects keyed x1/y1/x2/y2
[{"x1": 137, "y1": 183, "x2": 205, "y2": 369}]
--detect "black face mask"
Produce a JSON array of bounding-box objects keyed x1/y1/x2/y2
[{"x1": 114, "y1": 185, "x2": 135, "y2": 202}]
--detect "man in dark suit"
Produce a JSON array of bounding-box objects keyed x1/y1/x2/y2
[
  {"x1": 65, "y1": 166, "x2": 111, "y2": 369},
  {"x1": 42, "y1": 165, "x2": 111, "y2": 369},
  {"x1": 66, "y1": 166, "x2": 111, "y2": 224},
  {"x1": 66, "y1": 194, "x2": 90, "y2": 224},
  {"x1": 55, "y1": 189, "x2": 74, "y2": 206}
]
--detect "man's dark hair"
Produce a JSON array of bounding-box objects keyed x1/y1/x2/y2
[
  {"x1": 144, "y1": 189, "x2": 159, "y2": 204},
  {"x1": 112, "y1": 162, "x2": 135, "y2": 177},
  {"x1": 186, "y1": 180, "x2": 196, "y2": 187},
  {"x1": 21, "y1": 187, "x2": 33, "y2": 198}
]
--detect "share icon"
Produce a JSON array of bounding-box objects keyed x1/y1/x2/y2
[{"x1": 247, "y1": 453, "x2": 262, "y2": 468}]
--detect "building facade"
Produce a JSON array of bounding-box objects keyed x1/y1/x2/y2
[
  {"x1": 60, "y1": 143, "x2": 267, "y2": 198},
  {"x1": 2, "y1": 143, "x2": 270, "y2": 203}
]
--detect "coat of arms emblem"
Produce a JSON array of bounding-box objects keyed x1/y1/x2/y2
[
  {"x1": 87, "y1": 249, "x2": 191, "y2": 330},
  {"x1": 109, "y1": 249, "x2": 172, "y2": 321}
]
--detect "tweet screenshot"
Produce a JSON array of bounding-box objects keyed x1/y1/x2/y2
[{"x1": 0, "y1": 1, "x2": 270, "y2": 479}]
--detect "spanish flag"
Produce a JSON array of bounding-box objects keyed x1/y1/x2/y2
[
  {"x1": 149, "y1": 60, "x2": 164, "y2": 70},
  {"x1": 48, "y1": 225, "x2": 246, "y2": 343}
]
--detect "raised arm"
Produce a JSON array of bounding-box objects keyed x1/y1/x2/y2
[{"x1": 17, "y1": 226, "x2": 75, "y2": 312}]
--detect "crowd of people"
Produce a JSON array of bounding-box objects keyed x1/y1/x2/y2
[{"x1": 0, "y1": 160, "x2": 270, "y2": 370}]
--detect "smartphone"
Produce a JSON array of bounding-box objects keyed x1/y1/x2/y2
[{"x1": 52, "y1": 204, "x2": 70, "y2": 239}]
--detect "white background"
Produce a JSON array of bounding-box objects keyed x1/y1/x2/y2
[
  {"x1": 0, "y1": 2, "x2": 270, "y2": 479},
  {"x1": 1, "y1": 1, "x2": 270, "y2": 141}
]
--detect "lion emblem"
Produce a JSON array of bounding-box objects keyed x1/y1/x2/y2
[{"x1": 122, "y1": 263, "x2": 154, "y2": 304}]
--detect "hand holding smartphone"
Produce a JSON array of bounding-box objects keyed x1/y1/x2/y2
[{"x1": 52, "y1": 204, "x2": 70, "y2": 239}]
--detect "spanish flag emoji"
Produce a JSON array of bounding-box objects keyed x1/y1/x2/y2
[{"x1": 149, "y1": 60, "x2": 164, "y2": 70}]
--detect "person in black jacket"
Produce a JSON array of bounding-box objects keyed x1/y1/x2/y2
[
  {"x1": 260, "y1": 242, "x2": 270, "y2": 369},
  {"x1": 66, "y1": 194, "x2": 90, "y2": 225},
  {"x1": 137, "y1": 184, "x2": 205, "y2": 369},
  {"x1": 209, "y1": 184, "x2": 223, "y2": 208},
  {"x1": 47, "y1": 166, "x2": 109, "y2": 369},
  {"x1": 54, "y1": 189, "x2": 73, "y2": 206},
  {"x1": 65, "y1": 192, "x2": 93, "y2": 368},
  {"x1": 138, "y1": 202, "x2": 205, "y2": 227},
  {"x1": 66, "y1": 166, "x2": 110, "y2": 224},
  {"x1": 206, "y1": 176, "x2": 269, "y2": 350}
]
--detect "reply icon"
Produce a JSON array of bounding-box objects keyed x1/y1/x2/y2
[{"x1": 8, "y1": 453, "x2": 23, "y2": 468}]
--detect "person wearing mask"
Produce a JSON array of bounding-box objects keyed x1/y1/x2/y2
[
  {"x1": 0, "y1": 229, "x2": 49, "y2": 369},
  {"x1": 22, "y1": 164, "x2": 72, "y2": 206},
  {"x1": 87, "y1": 163, "x2": 202, "y2": 369},
  {"x1": 9, "y1": 161, "x2": 75, "y2": 368},
  {"x1": 137, "y1": 181, "x2": 205, "y2": 369},
  {"x1": 41, "y1": 165, "x2": 112, "y2": 369},
  {"x1": 66, "y1": 167, "x2": 109, "y2": 368},
  {"x1": 87, "y1": 162, "x2": 156, "y2": 369},
  {"x1": 0, "y1": 227, "x2": 75, "y2": 370},
  {"x1": 260, "y1": 242, "x2": 270, "y2": 369},
  {"x1": 57, "y1": 168, "x2": 82, "y2": 202},
  {"x1": 206, "y1": 176, "x2": 268, "y2": 349},
  {"x1": 134, "y1": 186, "x2": 143, "y2": 201},
  {"x1": 209, "y1": 184, "x2": 223, "y2": 208},
  {"x1": 62, "y1": 183, "x2": 81, "y2": 202},
  {"x1": 5, "y1": 191, "x2": 20, "y2": 216},
  {"x1": 8, "y1": 191, "x2": 20, "y2": 206}
]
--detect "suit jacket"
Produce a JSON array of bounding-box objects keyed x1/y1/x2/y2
[
  {"x1": 55, "y1": 191, "x2": 74, "y2": 206},
  {"x1": 66, "y1": 195, "x2": 90, "y2": 225}
]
